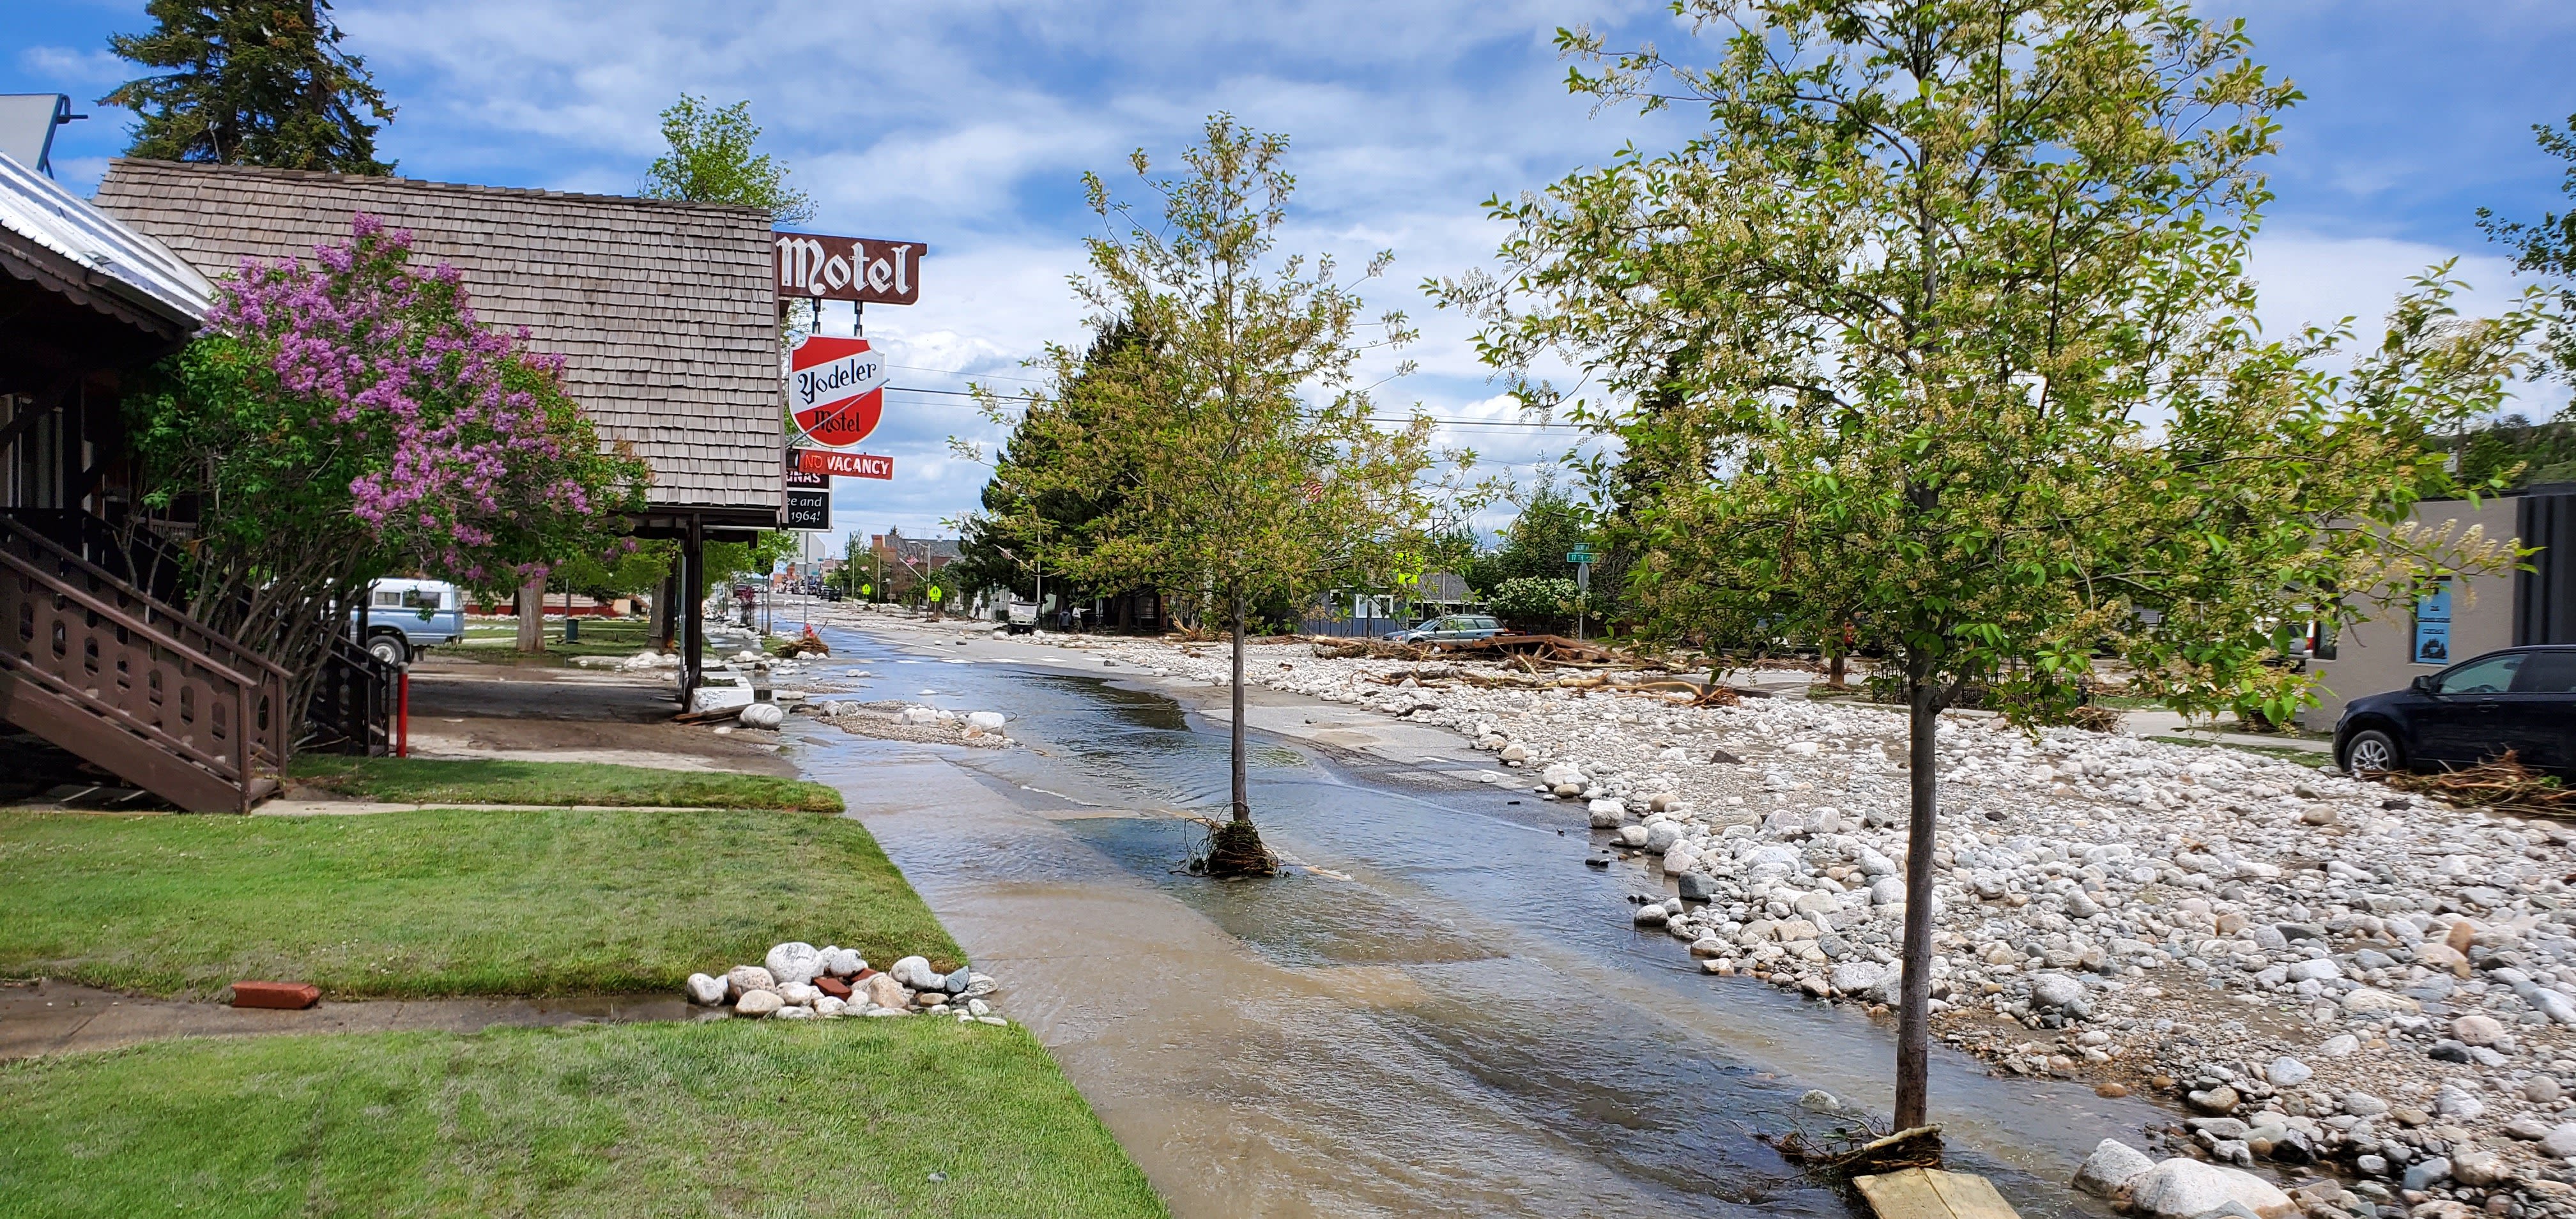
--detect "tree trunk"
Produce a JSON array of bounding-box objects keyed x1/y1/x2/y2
[
  {"x1": 1893, "y1": 668, "x2": 1942, "y2": 1130},
  {"x1": 516, "y1": 574, "x2": 545, "y2": 652},
  {"x1": 1230, "y1": 590, "x2": 1249, "y2": 822},
  {"x1": 1827, "y1": 649, "x2": 1847, "y2": 689},
  {"x1": 1199, "y1": 588, "x2": 1273, "y2": 877},
  {"x1": 652, "y1": 571, "x2": 677, "y2": 653}
]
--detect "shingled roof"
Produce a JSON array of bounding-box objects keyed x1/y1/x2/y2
[{"x1": 93, "y1": 159, "x2": 781, "y2": 525}]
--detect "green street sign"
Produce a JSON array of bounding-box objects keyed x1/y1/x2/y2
[{"x1": 1566, "y1": 549, "x2": 1595, "y2": 564}]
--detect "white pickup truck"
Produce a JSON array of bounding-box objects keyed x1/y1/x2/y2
[
  {"x1": 349, "y1": 578, "x2": 464, "y2": 664},
  {"x1": 1005, "y1": 601, "x2": 1040, "y2": 634}
]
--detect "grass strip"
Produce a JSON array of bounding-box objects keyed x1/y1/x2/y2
[
  {"x1": 288, "y1": 756, "x2": 843, "y2": 812},
  {"x1": 0, "y1": 1018, "x2": 1166, "y2": 1218},
  {"x1": 0, "y1": 807, "x2": 954, "y2": 997}
]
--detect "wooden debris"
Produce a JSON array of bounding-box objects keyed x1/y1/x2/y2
[
  {"x1": 1308, "y1": 638, "x2": 1432, "y2": 661},
  {"x1": 1772, "y1": 1123, "x2": 1945, "y2": 1177},
  {"x1": 2378, "y1": 751, "x2": 2574, "y2": 816},
  {"x1": 1853, "y1": 1167, "x2": 2020, "y2": 1219},
  {"x1": 767, "y1": 627, "x2": 831, "y2": 658},
  {"x1": 1441, "y1": 634, "x2": 1621, "y2": 666}
]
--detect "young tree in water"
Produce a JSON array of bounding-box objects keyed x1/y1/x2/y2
[
  {"x1": 982, "y1": 115, "x2": 1461, "y2": 875},
  {"x1": 104, "y1": 0, "x2": 395, "y2": 174},
  {"x1": 1442, "y1": 1, "x2": 2536, "y2": 1130}
]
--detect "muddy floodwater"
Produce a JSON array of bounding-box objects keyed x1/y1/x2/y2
[{"x1": 797, "y1": 625, "x2": 2167, "y2": 1217}]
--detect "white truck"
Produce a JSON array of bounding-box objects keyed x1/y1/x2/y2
[
  {"x1": 1005, "y1": 601, "x2": 1040, "y2": 634},
  {"x1": 349, "y1": 578, "x2": 464, "y2": 664}
]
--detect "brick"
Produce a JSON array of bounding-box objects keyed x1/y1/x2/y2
[
  {"x1": 230, "y1": 981, "x2": 319, "y2": 1009},
  {"x1": 813, "y1": 976, "x2": 852, "y2": 999}
]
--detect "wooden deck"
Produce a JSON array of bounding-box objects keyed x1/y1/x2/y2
[{"x1": 1854, "y1": 1168, "x2": 2023, "y2": 1219}]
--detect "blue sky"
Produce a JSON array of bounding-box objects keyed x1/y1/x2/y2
[{"x1": 12, "y1": 0, "x2": 2576, "y2": 551}]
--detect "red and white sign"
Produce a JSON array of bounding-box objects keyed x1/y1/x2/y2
[
  {"x1": 788, "y1": 335, "x2": 886, "y2": 448},
  {"x1": 794, "y1": 449, "x2": 894, "y2": 480}
]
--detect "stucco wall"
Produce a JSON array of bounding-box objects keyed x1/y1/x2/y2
[{"x1": 2301, "y1": 496, "x2": 2522, "y2": 728}]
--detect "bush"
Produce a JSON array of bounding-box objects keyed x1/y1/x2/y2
[{"x1": 1490, "y1": 576, "x2": 1578, "y2": 629}]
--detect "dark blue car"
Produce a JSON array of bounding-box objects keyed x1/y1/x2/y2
[{"x1": 2334, "y1": 645, "x2": 2576, "y2": 778}]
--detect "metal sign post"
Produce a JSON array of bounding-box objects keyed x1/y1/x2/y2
[{"x1": 1567, "y1": 548, "x2": 1594, "y2": 641}]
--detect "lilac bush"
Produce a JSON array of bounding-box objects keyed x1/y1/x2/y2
[{"x1": 128, "y1": 214, "x2": 647, "y2": 728}]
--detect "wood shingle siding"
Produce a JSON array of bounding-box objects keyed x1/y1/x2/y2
[{"x1": 92, "y1": 159, "x2": 782, "y2": 523}]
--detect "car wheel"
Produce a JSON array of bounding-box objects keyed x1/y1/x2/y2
[
  {"x1": 367, "y1": 634, "x2": 408, "y2": 666},
  {"x1": 2343, "y1": 728, "x2": 2402, "y2": 774}
]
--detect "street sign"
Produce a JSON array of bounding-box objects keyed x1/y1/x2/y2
[
  {"x1": 785, "y1": 488, "x2": 830, "y2": 532},
  {"x1": 788, "y1": 335, "x2": 887, "y2": 448},
  {"x1": 774, "y1": 233, "x2": 924, "y2": 305},
  {"x1": 794, "y1": 448, "x2": 894, "y2": 480},
  {"x1": 1566, "y1": 548, "x2": 1595, "y2": 564}
]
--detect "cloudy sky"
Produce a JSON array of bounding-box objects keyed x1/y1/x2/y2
[{"x1": 13, "y1": 1, "x2": 2576, "y2": 553}]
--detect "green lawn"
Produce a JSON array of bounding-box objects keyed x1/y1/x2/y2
[
  {"x1": 0, "y1": 1019, "x2": 1166, "y2": 1219},
  {"x1": 0, "y1": 807, "x2": 956, "y2": 997},
  {"x1": 288, "y1": 756, "x2": 844, "y2": 812},
  {"x1": 441, "y1": 618, "x2": 717, "y2": 662}
]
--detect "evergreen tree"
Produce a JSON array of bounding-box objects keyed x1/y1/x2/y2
[
  {"x1": 641, "y1": 95, "x2": 813, "y2": 223},
  {"x1": 955, "y1": 324, "x2": 1148, "y2": 602},
  {"x1": 104, "y1": 0, "x2": 394, "y2": 174}
]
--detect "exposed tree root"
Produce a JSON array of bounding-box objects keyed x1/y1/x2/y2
[{"x1": 1190, "y1": 818, "x2": 1279, "y2": 877}]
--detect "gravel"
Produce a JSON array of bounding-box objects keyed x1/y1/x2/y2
[{"x1": 1035, "y1": 631, "x2": 2576, "y2": 1215}]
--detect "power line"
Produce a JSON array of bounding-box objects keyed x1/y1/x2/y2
[{"x1": 889, "y1": 362, "x2": 1046, "y2": 385}]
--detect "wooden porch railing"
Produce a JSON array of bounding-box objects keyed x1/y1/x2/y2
[{"x1": 0, "y1": 515, "x2": 286, "y2": 811}]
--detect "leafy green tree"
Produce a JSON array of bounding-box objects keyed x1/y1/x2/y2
[
  {"x1": 1445, "y1": 0, "x2": 2535, "y2": 1130},
  {"x1": 1489, "y1": 576, "x2": 1579, "y2": 631},
  {"x1": 703, "y1": 533, "x2": 799, "y2": 586},
  {"x1": 641, "y1": 95, "x2": 813, "y2": 224},
  {"x1": 2477, "y1": 114, "x2": 2576, "y2": 482},
  {"x1": 637, "y1": 91, "x2": 813, "y2": 600},
  {"x1": 1466, "y1": 472, "x2": 1595, "y2": 593},
  {"x1": 983, "y1": 115, "x2": 1464, "y2": 874},
  {"x1": 2450, "y1": 415, "x2": 2576, "y2": 489},
  {"x1": 103, "y1": 0, "x2": 394, "y2": 173}
]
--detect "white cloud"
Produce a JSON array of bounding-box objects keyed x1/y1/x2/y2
[
  {"x1": 18, "y1": 45, "x2": 126, "y2": 87},
  {"x1": 2246, "y1": 229, "x2": 2527, "y2": 342}
]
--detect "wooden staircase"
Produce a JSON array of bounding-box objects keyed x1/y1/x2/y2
[{"x1": 0, "y1": 514, "x2": 286, "y2": 811}]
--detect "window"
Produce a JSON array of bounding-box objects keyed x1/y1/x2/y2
[
  {"x1": 2437, "y1": 653, "x2": 2524, "y2": 696},
  {"x1": 372, "y1": 589, "x2": 404, "y2": 608},
  {"x1": 2511, "y1": 652, "x2": 2576, "y2": 694}
]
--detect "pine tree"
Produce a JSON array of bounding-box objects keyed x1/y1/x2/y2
[{"x1": 103, "y1": 0, "x2": 395, "y2": 174}]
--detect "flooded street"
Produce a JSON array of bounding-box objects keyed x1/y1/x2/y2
[{"x1": 796, "y1": 624, "x2": 2166, "y2": 1217}]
